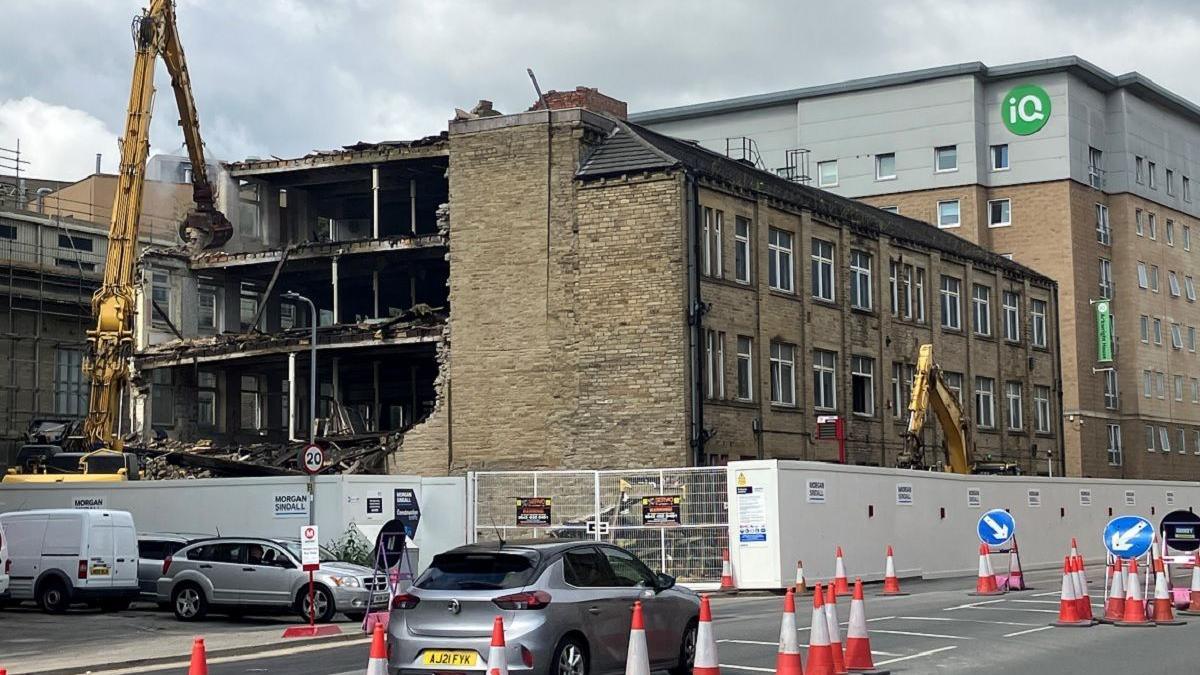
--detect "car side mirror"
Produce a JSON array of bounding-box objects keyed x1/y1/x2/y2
[{"x1": 655, "y1": 572, "x2": 676, "y2": 592}]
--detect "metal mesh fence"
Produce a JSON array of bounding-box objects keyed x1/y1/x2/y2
[{"x1": 471, "y1": 467, "x2": 727, "y2": 582}]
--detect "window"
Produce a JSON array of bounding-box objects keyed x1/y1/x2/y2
[
  {"x1": 770, "y1": 341, "x2": 796, "y2": 407},
  {"x1": 975, "y1": 377, "x2": 995, "y2": 429},
  {"x1": 891, "y1": 362, "x2": 916, "y2": 419},
  {"x1": 1136, "y1": 209, "x2": 1144, "y2": 236},
  {"x1": 1191, "y1": 326, "x2": 1197, "y2": 352},
  {"x1": 1175, "y1": 374, "x2": 1185, "y2": 401},
  {"x1": 1195, "y1": 430, "x2": 1200, "y2": 455},
  {"x1": 702, "y1": 208, "x2": 723, "y2": 278},
  {"x1": 989, "y1": 199, "x2": 1011, "y2": 227},
  {"x1": 940, "y1": 275, "x2": 961, "y2": 330},
  {"x1": 1149, "y1": 161, "x2": 1158, "y2": 189},
  {"x1": 1031, "y1": 299, "x2": 1047, "y2": 348},
  {"x1": 736, "y1": 336, "x2": 753, "y2": 401},
  {"x1": 1193, "y1": 378, "x2": 1199, "y2": 403},
  {"x1": 1148, "y1": 213, "x2": 1158, "y2": 240},
  {"x1": 734, "y1": 217, "x2": 751, "y2": 284},
  {"x1": 1146, "y1": 424, "x2": 1157, "y2": 452},
  {"x1": 1098, "y1": 258, "x2": 1113, "y2": 299},
  {"x1": 945, "y1": 372, "x2": 964, "y2": 403},
  {"x1": 972, "y1": 285, "x2": 992, "y2": 336},
  {"x1": 198, "y1": 286, "x2": 218, "y2": 331},
  {"x1": 1136, "y1": 156, "x2": 1146, "y2": 183},
  {"x1": 54, "y1": 258, "x2": 96, "y2": 272},
  {"x1": 849, "y1": 250, "x2": 872, "y2": 310},
  {"x1": 935, "y1": 145, "x2": 957, "y2": 172},
  {"x1": 1170, "y1": 271, "x2": 1181, "y2": 297},
  {"x1": 1140, "y1": 315, "x2": 1149, "y2": 343},
  {"x1": 1095, "y1": 204, "x2": 1109, "y2": 245},
  {"x1": 54, "y1": 348, "x2": 87, "y2": 415},
  {"x1": 768, "y1": 228, "x2": 794, "y2": 293},
  {"x1": 1137, "y1": 262, "x2": 1148, "y2": 289},
  {"x1": 1157, "y1": 371, "x2": 1167, "y2": 398},
  {"x1": 1160, "y1": 426, "x2": 1171, "y2": 452},
  {"x1": 705, "y1": 330, "x2": 725, "y2": 400},
  {"x1": 239, "y1": 294, "x2": 259, "y2": 331},
  {"x1": 151, "y1": 271, "x2": 171, "y2": 328},
  {"x1": 1154, "y1": 318, "x2": 1163, "y2": 345},
  {"x1": 1167, "y1": 220, "x2": 1176, "y2": 246},
  {"x1": 1150, "y1": 265, "x2": 1160, "y2": 293},
  {"x1": 58, "y1": 234, "x2": 95, "y2": 252},
  {"x1": 851, "y1": 356, "x2": 875, "y2": 416},
  {"x1": 1034, "y1": 386, "x2": 1052, "y2": 433},
  {"x1": 991, "y1": 144, "x2": 1009, "y2": 171},
  {"x1": 1002, "y1": 291, "x2": 1020, "y2": 342},
  {"x1": 1088, "y1": 147, "x2": 1103, "y2": 188},
  {"x1": 1006, "y1": 382, "x2": 1023, "y2": 430},
  {"x1": 280, "y1": 303, "x2": 296, "y2": 330},
  {"x1": 0, "y1": 223, "x2": 16, "y2": 239},
  {"x1": 1186, "y1": 176, "x2": 1193, "y2": 202},
  {"x1": 818, "y1": 160, "x2": 838, "y2": 187},
  {"x1": 1107, "y1": 424, "x2": 1123, "y2": 466},
  {"x1": 937, "y1": 199, "x2": 961, "y2": 228},
  {"x1": 562, "y1": 547, "x2": 609, "y2": 588},
  {"x1": 240, "y1": 375, "x2": 262, "y2": 431},
  {"x1": 876, "y1": 153, "x2": 896, "y2": 180},
  {"x1": 151, "y1": 368, "x2": 174, "y2": 427},
  {"x1": 197, "y1": 371, "x2": 217, "y2": 428},
  {"x1": 1103, "y1": 369, "x2": 1119, "y2": 410},
  {"x1": 1167, "y1": 169, "x2": 1176, "y2": 196},
  {"x1": 1143, "y1": 370, "x2": 1152, "y2": 398},
  {"x1": 889, "y1": 261, "x2": 926, "y2": 322},
  {"x1": 602, "y1": 547, "x2": 658, "y2": 587},
  {"x1": 1182, "y1": 429, "x2": 1189, "y2": 455},
  {"x1": 1185, "y1": 225, "x2": 1192, "y2": 251},
  {"x1": 812, "y1": 349, "x2": 836, "y2": 410},
  {"x1": 878, "y1": 206, "x2": 899, "y2": 214},
  {"x1": 811, "y1": 238, "x2": 835, "y2": 302}
]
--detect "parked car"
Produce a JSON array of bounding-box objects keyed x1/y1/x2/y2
[
  {"x1": 157, "y1": 537, "x2": 388, "y2": 622},
  {"x1": 388, "y1": 540, "x2": 699, "y2": 675},
  {"x1": 0, "y1": 509, "x2": 140, "y2": 612},
  {"x1": 0, "y1": 519, "x2": 10, "y2": 604},
  {"x1": 137, "y1": 532, "x2": 206, "y2": 600}
]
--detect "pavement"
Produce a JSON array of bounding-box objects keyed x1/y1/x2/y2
[{"x1": 5, "y1": 568, "x2": 1200, "y2": 674}]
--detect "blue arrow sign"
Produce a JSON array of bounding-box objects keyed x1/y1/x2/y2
[
  {"x1": 1104, "y1": 515, "x2": 1154, "y2": 559},
  {"x1": 977, "y1": 509, "x2": 1015, "y2": 546}
]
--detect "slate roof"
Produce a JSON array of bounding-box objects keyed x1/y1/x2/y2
[{"x1": 577, "y1": 121, "x2": 1053, "y2": 286}]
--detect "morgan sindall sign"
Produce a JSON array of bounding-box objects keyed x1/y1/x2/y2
[{"x1": 1002, "y1": 84, "x2": 1051, "y2": 136}]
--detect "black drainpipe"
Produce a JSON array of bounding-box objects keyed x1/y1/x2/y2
[{"x1": 686, "y1": 173, "x2": 707, "y2": 466}]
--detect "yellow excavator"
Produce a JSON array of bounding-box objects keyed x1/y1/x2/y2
[
  {"x1": 4, "y1": 0, "x2": 230, "y2": 483},
  {"x1": 898, "y1": 344, "x2": 1021, "y2": 475}
]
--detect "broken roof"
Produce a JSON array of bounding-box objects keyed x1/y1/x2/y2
[
  {"x1": 578, "y1": 121, "x2": 1053, "y2": 286},
  {"x1": 224, "y1": 133, "x2": 449, "y2": 176}
]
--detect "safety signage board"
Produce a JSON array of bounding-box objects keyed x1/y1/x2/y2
[
  {"x1": 516, "y1": 497, "x2": 552, "y2": 526},
  {"x1": 977, "y1": 508, "x2": 1015, "y2": 546},
  {"x1": 736, "y1": 485, "x2": 767, "y2": 544},
  {"x1": 1027, "y1": 489, "x2": 1041, "y2": 508},
  {"x1": 641, "y1": 495, "x2": 682, "y2": 526},
  {"x1": 806, "y1": 479, "x2": 826, "y2": 504},
  {"x1": 896, "y1": 483, "x2": 914, "y2": 506},
  {"x1": 1079, "y1": 489, "x2": 1092, "y2": 507},
  {"x1": 393, "y1": 488, "x2": 421, "y2": 537},
  {"x1": 300, "y1": 525, "x2": 320, "y2": 571},
  {"x1": 967, "y1": 488, "x2": 982, "y2": 508},
  {"x1": 1160, "y1": 510, "x2": 1200, "y2": 553},
  {"x1": 1124, "y1": 490, "x2": 1137, "y2": 506},
  {"x1": 1104, "y1": 515, "x2": 1154, "y2": 559}
]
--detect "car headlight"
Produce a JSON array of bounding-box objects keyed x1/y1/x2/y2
[{"x1": 328, "y1": 575, "x2": 361, "y2": 588}]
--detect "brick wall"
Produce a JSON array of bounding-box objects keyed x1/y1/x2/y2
[{"x1": 529, "y1": 87, "x2": 628, "y2": 120}]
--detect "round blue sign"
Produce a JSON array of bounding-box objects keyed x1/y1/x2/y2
[
  {"x1": 977, "y1": 508, "x2": 1016, "y2": 546},
  {"x1": 1104, "y1": 515, "x2": 1154, "y2": 559}
]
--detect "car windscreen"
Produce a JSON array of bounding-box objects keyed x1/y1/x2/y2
[{"x1": 415, "y1": 552, "x2": 538, "y2": 590}]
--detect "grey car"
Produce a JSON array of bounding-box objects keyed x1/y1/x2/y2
[
  {"x1": 157, "y1": 537, "x2": 389, "y2": 622},
  {"x1": 137, "y1": 533, "x2": 205, "y2": 601},
  {"x1": 388, "y1": 540, "x2": 699, "y2": 675}
]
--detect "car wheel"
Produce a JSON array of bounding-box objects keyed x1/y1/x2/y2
[
  {"x1": 38, "y1": 579, "x2": 69, "y2": 614},
  {"x1": 344, "y1": 611, "x2": 366, "y2": 623},
  {"x1": 668, "y1": 619, "x2": 698, "y2": 675},
  {"x1": 298, "y1": 586, "x2": 336, "y2": 624},
  {"x1": 100, "y1": 598, "x2": 131, "y2": 612},
  {"x1": 172, "y1": 584, "x2": 208, "y2": 621},
  {"x1": 551, "y1": 635, "x2": 589, "y2": 675}
]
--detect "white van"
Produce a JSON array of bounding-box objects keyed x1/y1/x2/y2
[
  {"x1": 0, "y1": 518, "x2": 10, "y2": 601},
  {"x1": 0, "y1": 509, "x2": 139, "y2": 612}
]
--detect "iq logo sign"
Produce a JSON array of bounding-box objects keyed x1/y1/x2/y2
[{"x1": 1002, "y1": 84, "x2": 1052, "y2": 136}]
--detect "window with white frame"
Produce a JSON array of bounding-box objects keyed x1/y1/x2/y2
[
  {"x1": 702, "y1": 208, "x2": 723, "y2": 278},
  {"x1": 811, "y1": 238, "x2": 835, "y2": 302},
  {"x1": 1149, "y1": 161, "x2": 1158, "y2": 188},
  {"x1": 1186, "y1": 225, "x2": 1192, "y2": 251},
  {"x1": 812, "y1": 349, "x2": 837, "y2": 410},
  {"x1": 1088, "y1": 147, "x2": 1104, "y2": 188},
  {"x1": 1002, "y1": 291, "x2": 1020, "y2": 342},
  {"x1": 850, "y1": 250, "x2": 872, "y2": 310},
  {"x1": 945, "y1": 372, "x2": 964, "y2": 403},
  {"x1": 937, "y1": 199, "x2": 961, "y2": 228},
  {"x1": 1107, "y1": 424, "x2": 1123, "y2": 466},
  {"x1": 770, "y1": 341, "x2": 796, "y2": 406},
  {"x1": 892, "y1": 362, "x2": 916, "y2": 418},
  {"x1": 940, "y1": 275, "x2": 961, "y2": 330},
  {"x1": 1136, "y1": 156, "x2": 1145, "y2": 183},
  {"x1": 1148, "y1": 213, "x2": 1158, "y2": 239},
  {"x1": 876, "y1": 153, "x2": 896, "y2": 180},
  {"x1": 705, "y1": 329, "x2": 725, "y2": 399},
  {"x1": 935, "y1": 145, "x2": 957, "y2": 172},
  {"x1": 1151, "y1": 265, "x2": 1160, "y2": 292},
  {"x1": 991, "y1": 144, "x2": 1009, "y2": 171},
  {"x1": 1195, "y1": 430, "x2": 1200, "y2": 455},
  {"x1": 1157, "y1": 371, "x2": 1166, "y2": 398},
  {"x1": 734, "y1": 217, "x2": 751, "y2": 284},
  {"x1": 279, "y1": 303, "x2": 296, "y2": 330},
  {"x1": 1167, "y1": 219, "x2": 1176, "y2": 246},
  {"x1": 972, "y1": 284, "x2": 992, "y2": 336},
  {"x1": 1154, "y1": 317, "x2": 1163, "y2": 345},
  {"x1": 198, "y1": 285, "x2": 218, "y2": 331},
  {"x1": 1170, "y1": 271, "x2": 1181, "y2": 297},
  {"x1": 736, "y1": 336, "x2": 753, "y2": 401},
  {"x1": 818, "y1": 160, "x2": 838, "y2": 187},
  {"x1": 1099, "y1": 258, "x2": 1113, "y2": 299},
  {"x1": 1143, "y1": 369, "x2": 1153, "y2": 398},
  {"x1": 239, "y1": 374, "x2": 263, "y2": 431},
  {"x1": 890, "y1": 261, "x2": 926, "y2": 322},
  {"x1": 1192, "y1": 378, "x2": 1199, "y2": 403},
  {"x1": 1159, "y1": 426, "x2": 1171, "y2": 452},
  {"x1": 54, "y1": 348, "x2": 87, "y2": 416},
  {"x1": 879, "y1": 206, "x2": 899, "y2": 214},
  {"x1": 1035, "y1": 385, "x2": 1051, "y2": 433},
  {"x1": 975, "y1": 377, "x2": 995, "y2": 429},
  {"x1": 1146, "y1": 424, "x2": 1157, "y2": 452},
  {"x1": 1006, "y1": 381, "x2": 1023, "y2": 430},
  {"x1": 1186, "y1": 177, "x2": 1193, "y2": 202},
  {"x1": 1137, "y1": 262, "x2": 1149, "y2": 289},
  {"x1": 1175, "y1": 375, "x2": 1185, "y2": 401},
  {"x1": 151, "y1": 369, "x2": 174, "y2": 427},
  {"x1": 1181, "y1": 429, "x2": 1188, "y2": 454},
  {"x1": 1140, "y1": 315, "x2": 1149, "y2": 343},
  {"x1": 1190, "y1": 326, "x2": 1196, "y2": 352},
  {"x1": 1168, "y1": 169, "x2": 1176, "y2": 196},
  {"x1": 1095, "y1": 204, "x2": 1109, "y2": 244},
  {"x1": 151, "y1": 271, "x2": 171, "y2": 328},
  {"x1": 851, "y1": 355, "x2": 875, "y2": 416},
  {"x1": 1136, "y1": 209, "x2": 1144, "y2": 236},
  {"x1": 197, "y1": 371, "x2": 217, "y2": 428},
  {"x1": 1104, "y1": 369, "x2": 1119, "y2": 409},
  {"x1": 1031, "y1": 299, "x2": 1047, "y2": 348},
  {"x1": 768, "y1": 228, "x2": 794, "y2": 293},
  {"x1": 989, "y1": 199, "x2": 1011, "y2": 227}
]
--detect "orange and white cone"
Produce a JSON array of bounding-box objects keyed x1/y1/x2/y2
[
  {"x1": 694, "y1": 595, "x2": 721, "y2": 675},
  {"x1": 845, "y1": 578, "x2": 889, "y2": 674},
  {"x1": 1101, "y1": 558, "x2": 1125, "y2": 623},
  {"x1": 1150, "y1": 557, "x2": 1186, "y2": 625},
  {"x1": 366, "y1": 624, "x2": 388, "y2": 675},
  {"x1": 625, "y1": 601, "x2": 651, "y2": 675},
  {"x1": 776, "y1": 589, "x2": 803, "y2": 675},
  {"x1": 1075, "y1": 556, "x2": 1094, "y2": 621},
  {"x1": 487, "y1": 616, "x2": 509, "y2": 675},
  {"x1": 188, "y1": 637, "x2": 208, "y2": 675},
  {"x1": 824, "y1": 584, "x2": 848, "y2": 674},
  {"x1": 720, "y1": 548, "x2": 735, "y2": 591},
  {"x1": 969, "y1": 544, "x2": 1004, "y2": 596},
  {"x1": 1115, "y1": 559, "x2": 1154, "y2": 627},
  {"x1": 1070, "y1": 537, "x2": 1079, "y2": 559},
  {"x1": 795, "y1": 559, "x2": 809, "y2": 595},
  {"x1": 880, "y1": 546, "x2": 906, "y2": 596},
  {"x1": 806, "y1": 583, "x2": 836, "y2": 675},
  {"x1": 833, "y1": 546, "x2": 850, "y2": 596},
  {"x1": 1006, "y1": 540, "x2": 1027, "y2": 591},
  {"x1": 1052, "y1": 556, "x2": 1091, "y2": 627},
  {"x1": 1181, "y1": 553, "x2": 1200, "y2": 615}
]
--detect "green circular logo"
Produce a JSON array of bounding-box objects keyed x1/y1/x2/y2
[{"x1": 1001, "y1": 84, "x2": 1051, "y2": 136}]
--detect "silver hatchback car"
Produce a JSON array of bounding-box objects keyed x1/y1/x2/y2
[{"x1": 388, "y1": 540, "x2": 699, "y2": 675}]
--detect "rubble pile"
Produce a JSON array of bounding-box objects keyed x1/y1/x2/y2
[{"x1": 141, "y1": 433, "x2": 401, "y2": 479}]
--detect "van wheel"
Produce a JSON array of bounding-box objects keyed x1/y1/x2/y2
[
  {"x1": 297, "y1": 586, "x2": 336, "y2": 624},
  {"x1": 38, "y1": 579, "x2": 69, "y2": 614},
  {"x1": 172, "y1": 584, "x2": 208, "y2": 621}
]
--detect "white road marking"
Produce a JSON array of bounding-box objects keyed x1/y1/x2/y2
[
  {"x1": 715, "y1": 639, "x2": 897, "y2": 656},
  {"x1": 869, "y1": 629, "x2": 973, "y2": 640},
  {"x1": 970, "y1": 606, "x2": 1058, "y2": 614},
  {"x1": 1008, "y1": 599, "x2": 1104, "y2": 608},
  {"x1": 1032, "y1": 590, "x2": 1061, "y2": 597},
  {"x1": 97, "y1": 638, "x2": 372, "y2": 674},
  {"x1": 897, "y1": 615, "x2": 1039, "y2": 627},
  {"x1": 874, "y1": 646, "x2": 958, "y2": 666},
  {"x1": 718, "y1": 664, "x2": 775, "y2": 672},
  {"x1": 943, "y1": 599, "x2": 1007, "y2": 611},
  {"x1": 1003, "y1": 625, "x2": 1055, "y2": 638}
]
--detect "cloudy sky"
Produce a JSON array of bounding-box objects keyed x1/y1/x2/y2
[{"x1": 2, "y1": 0, "x2": 1198, "y2": 181}]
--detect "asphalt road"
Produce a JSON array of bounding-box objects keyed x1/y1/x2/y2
[{"x1": 89, "y1": 567, "x2": 1200, "y2": 675}]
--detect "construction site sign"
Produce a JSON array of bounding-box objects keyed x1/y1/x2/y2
[
  {"x1": 641, "y1": 495, "x2": 682, "y2": 526},
  {"x1": 1095, "y1": 300, "x2": 1113, "y2": 362},
  {"x1": 967, "y1": 488, "x2": 982, "y2": 508},
  {"x1": 895, "y1": 483, "x2": 914, "y2": 506},
  {"x1": 515, "y1": 497, "x2": 552, "y2": 526}
]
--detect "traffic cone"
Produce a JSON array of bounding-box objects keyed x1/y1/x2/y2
[
  {"x1": 488, "y1": 616, "x2": 508, "y2": 675},
  {"x1": 1149, "y1": 557, "x2": 1186, "y2": 625},
  {"x1": 1052, "y1": 556, "x2": 1090, "y2": 627},
  {"x1": 1101, "y1": 558, "x2": 1125, "y2": 623},
  {"x1": 366, "y1": 624, "x2": 388, "y2": 675},
  {"x1": 1006, "y1": 540, "x2": 1027, "y2": 591},
  {"x1": 1070, "y1": 537, "x2": 1079, "y2": 559},
  {"x1": 845, "y1": 578, "x2": 889, "y2": 674},
  {"x1": 694, "y1": 595, "x2": 721, "y2": 675},
  {"x1": 806, "y1": 583, "x2": 835, "y2": 675},
  {"x1": 1114, "y1": 559, "x2": 1154, "y2": 627},
  {"x1": 1074, "y1": 556, "x2": 1094, "y2": 621},
  {"x1": 776, "y1": 589, "x2": 804, "y2": 675},
  {"x1": 880, "y1": 546, "x2": 906, "y2": 596},
  {"x1": 625, "y1": 601, "x2": 651, "y2": 675},
  {"x1": 824, "y1": 584, "x2": 848, "y2": 674},
  {"x1": 188, "y1": 637, "x2": 208, "y2": 675},
  {"x1": 969, "y1": 544, "x2": 1004, "y2": 596},
  {"x1": 833, "y1": 546, "x2": 850, "y2": 596},
  {"x1": 1181, "y1": 553, "x2": 1200, "y2": 615},
  {"x1": 720, "y1": 548, "x2": 735, "y2": 591},
  {"x1": 795, "y1": 559, "x2": 809, "y2": 595}
]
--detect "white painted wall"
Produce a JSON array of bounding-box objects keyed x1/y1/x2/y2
[{"x1": 728, "y1": 459, "x2": 1197, "y2": 589}]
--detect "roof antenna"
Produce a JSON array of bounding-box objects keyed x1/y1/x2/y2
[{"x1": 489, "y1": 512, "x2": 505, "y2": 548}]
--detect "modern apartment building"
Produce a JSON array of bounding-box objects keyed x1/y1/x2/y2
[{"x1": 634, "y1": 56, "x2": 1200, "y2": 480}]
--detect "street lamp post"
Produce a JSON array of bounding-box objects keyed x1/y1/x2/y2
[{"x1": 283, "y1": 291, "x2": 318, "y2": 526}]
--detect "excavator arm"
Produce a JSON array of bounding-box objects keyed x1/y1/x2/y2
[{"x1": 902, "y1": 344, "x2": 973, "y2": 474}]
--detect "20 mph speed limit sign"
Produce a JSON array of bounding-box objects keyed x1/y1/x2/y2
[{"x1": 301, "y1": 444, "x2": 324, "y2": 474}]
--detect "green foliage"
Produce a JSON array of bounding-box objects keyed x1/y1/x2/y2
[{"x1": 326, "y1": 522, "x2": 374, "y2": 567}]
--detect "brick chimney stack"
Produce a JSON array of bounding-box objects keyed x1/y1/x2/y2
[{"x1": 528, "y1": 86, "x2": 628, "y2": 120}]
